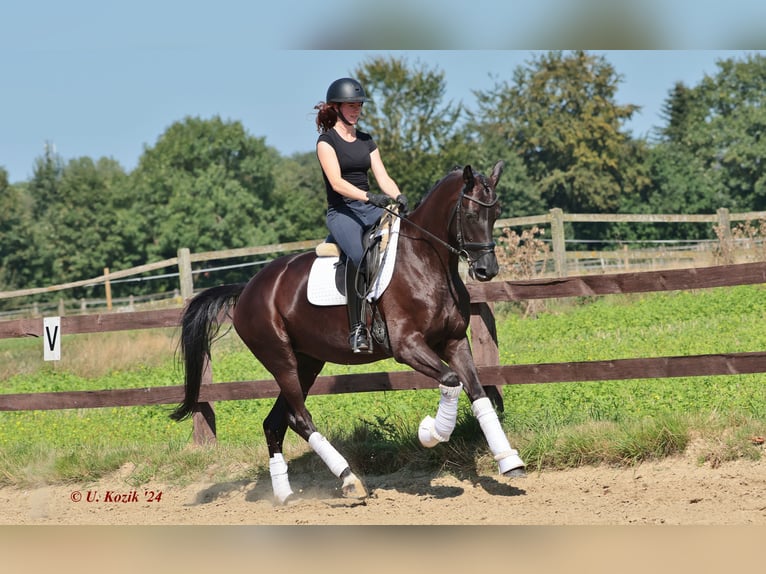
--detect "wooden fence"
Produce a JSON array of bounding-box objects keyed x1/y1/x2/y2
[
  {"x1": 4, "y1": 207, "x2": 766, "y2": 319},
  {"x1": 505, "y1": 207, "x2": 766, "y2": 276},
  {"x1": 2, "y1": 261, "x2": 766, "y2": 444}
]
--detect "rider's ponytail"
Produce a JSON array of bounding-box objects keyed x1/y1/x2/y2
[{"x1": 314, "y1": 102, "x2": 338, "y2": 133}]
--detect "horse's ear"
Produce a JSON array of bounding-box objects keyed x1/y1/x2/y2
[
  {"x1": 462, "y1": 165, "x2": 475, "y2": 186},
  {"x1": 489, "y1": 160, "x2": 504, "y2": 188}
]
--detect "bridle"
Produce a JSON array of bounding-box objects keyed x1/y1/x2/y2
[
  {"x1": 382, "y1": 173, "x2": 499, "y2": 268},
  {"x1": 449, "y1": 174, "x2": 499, "y2": 265}
]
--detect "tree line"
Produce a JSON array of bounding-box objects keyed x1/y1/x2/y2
[{"x1": 1, "y1": 50, "x2": 765, "y2": 301}]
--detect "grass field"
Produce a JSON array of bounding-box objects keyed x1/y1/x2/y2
[{"x1": 1, "y1": 285, "x2": 765, "y2": 487}]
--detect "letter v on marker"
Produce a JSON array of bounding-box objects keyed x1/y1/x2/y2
[{"x1": 43, "y1": 316, "x2": 61, "y2": 361}]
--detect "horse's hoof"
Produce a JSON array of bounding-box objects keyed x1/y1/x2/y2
[
  {"x1": 341, "y1": 472, "x2": 368, "y2": 499},
  {"x1": 498, "y1": 451, "x2": 526, "y2": 477},
  {"x1": 503, "y1": 467, "x2": 527, "y2": 479},
  {"x1": 274, "y1": 493, "x2": 299, "y2": 507}
]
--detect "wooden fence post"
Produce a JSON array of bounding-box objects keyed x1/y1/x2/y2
[
  {"x1": 550, "y1": 208, "x2": 567, "y2": 277},
  {"x1": 716, "y1": 208, "x2": 732, "y2": 239},
  {"x1": 104, "y1": 267, "x2": 112, "y2": 311},
  {"x1": 470, "y1": 302, "x2": 504, "y2": 413},
  {"x1": 177, "y1": 247, "x2": 194, "y2": 301},
  {"x1": 716, "y1": 208, "x2": 734, "y2": 264},
  {"x1": 177, "y1": 246, "x2": 216, "y2": 444},
  {"x1": 192, "y1": 355, "x2": 217, "y2": 445}
]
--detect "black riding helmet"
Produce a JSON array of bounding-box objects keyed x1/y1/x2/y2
[{"x1": 326, "y1": 78, "x2": 370, "y2": 103}]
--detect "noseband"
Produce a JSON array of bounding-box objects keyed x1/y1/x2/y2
[{"x1": 450, "y1": 175, "x2": 499, "y2": 266}]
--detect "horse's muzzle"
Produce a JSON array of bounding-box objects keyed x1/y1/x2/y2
[{"x1": 468, "y1": 251, "x2": 499, "y2": 281}]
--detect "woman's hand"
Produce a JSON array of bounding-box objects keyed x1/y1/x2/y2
[
  {"x1": 366, "y1": 192, "x2": 391, "y2": 208},
  {"x1": 395, "y1": 194, "x2": 409, "y2": 216}
]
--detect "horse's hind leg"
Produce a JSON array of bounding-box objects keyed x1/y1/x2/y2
[
  {"x1": 263, "y1": 395, "x2": 295, "y2": 505},
  {"x1": 263, "y1": 355, "x2": 318, "y2": 505},
  {"x1": 263, "y1": 353, "x2": 367, "y2": 502}
]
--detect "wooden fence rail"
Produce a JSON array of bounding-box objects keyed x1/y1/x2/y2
[
  {"x1": 4, "y1": 207, "x2": 766, "y2": 312},
  {"x1": 2, "y1": 262, "x2": 766, "y2": 444}
]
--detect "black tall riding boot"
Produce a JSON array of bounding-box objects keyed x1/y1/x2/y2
[{"x1": 345, "y1": 262, "x2": 371, "y2": 353}]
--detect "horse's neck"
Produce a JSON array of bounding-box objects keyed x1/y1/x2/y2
[{"x1": 400, "y1": 217, "x2": 461, "y2": 282}]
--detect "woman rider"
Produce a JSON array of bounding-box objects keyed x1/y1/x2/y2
[{"x1": 314, "y1": 77, "x2": 408, "y2": 353}]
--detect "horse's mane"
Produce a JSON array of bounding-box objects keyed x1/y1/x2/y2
[{"x1": 413, "y1": 166, "x2": 464, "y2": 210}]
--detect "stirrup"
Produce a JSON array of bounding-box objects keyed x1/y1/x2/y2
[{"x1": 349, "y1": 324, "x2": 372, "y2": 354}]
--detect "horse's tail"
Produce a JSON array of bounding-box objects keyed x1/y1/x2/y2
[{"x1": 169, "y1": 283, "x2": 246, "y2": 422}]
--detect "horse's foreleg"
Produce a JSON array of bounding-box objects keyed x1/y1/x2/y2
[
  {"x1": 394, "y1": 334, "x2": 465, "y2": 448},
  {"x1": 418, "y1": 382, "x2": 463, "y2": 447},
  {"x1": 444, "y1": 338, "x2": 526, "y2": 478},
  {"x1": 471, "y1": 397, "x2": 525, "y2": 477}
]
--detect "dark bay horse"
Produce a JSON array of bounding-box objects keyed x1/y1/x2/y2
[{"x1": 170, "y1": 161, "x2": 525, "y2": 504}]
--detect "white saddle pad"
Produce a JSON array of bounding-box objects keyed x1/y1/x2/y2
[{"x1": 307, "y1": 218, "x2": 400, "y2": 306}]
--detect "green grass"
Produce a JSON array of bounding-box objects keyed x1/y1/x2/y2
[{"x1": 1, "y1": 285, "x2": 765, "y2": 488}]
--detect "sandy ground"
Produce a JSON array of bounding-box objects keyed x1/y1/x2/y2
[{"x1": 2, "y1": 449, "x2": 765, "y2": 526}]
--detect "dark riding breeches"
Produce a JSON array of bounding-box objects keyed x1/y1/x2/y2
[{"x1": 326, "y1": 201, "x2": 382, "y2": 268}]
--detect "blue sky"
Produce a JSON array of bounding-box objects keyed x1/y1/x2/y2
[{"x1": 1, "y1": 1, "x2": 764, "y2": 183}]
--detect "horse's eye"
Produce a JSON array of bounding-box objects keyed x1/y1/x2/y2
[{"x1": 465, "y1": 211, "x2": 479, "y2": 222}]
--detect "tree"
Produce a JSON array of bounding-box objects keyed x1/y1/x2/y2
[
  {"x1": 353, "y1": 56, "x2": 472, "y2": 202},
  {"x1": 610, "y1": 141, "x2": 727, "y2": 242},
  {"x1": 27, "y1": 142, "x2": 64, "y2": 219},
  {"x1": 267, "y1": 152, "x2": 327, "y2": 242},
  {"x1": 131, "y1": 116, "x2": 280, "y2": 264},
  {"x1": 42, "y1": 157, "x2": 135, "y2": 292},
  {"x1": 692, "y1": 54, "x2": 766, "y2": 210},
  {"x1": 1, "y1": 148, "x2": 66, "y2": 289},
  {"x1": 466, "y1": 117, "x2": 544, "y2": 220},
  {"x1": 0, "y1": 169, "x2": 33, "y2": 290},
  {"x1": 472, "y1": 51, "x2": 646, "y2": 217},
  {"x1": 650, "y1": 53, "x2": 766, "y2": 214},
  {"x1": 657, "y1": 81, "x2": 699, "y2": 145},
  {"x1": 1, "y1": 154, "x2": 140, "y2": 297}
]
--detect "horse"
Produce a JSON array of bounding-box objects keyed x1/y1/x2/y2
[{"x1": 170, "y1": 160, "x2": 525, "y2": 504}]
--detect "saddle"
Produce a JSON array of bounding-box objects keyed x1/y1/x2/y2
[
  {"x1": 308, "y1": 208, "x2": 400, "y2": 353},
  {"x1": 312, "y1": 206, "x2": 399, "y2": 300},
  {"x1": 314, "y1": 207, "x2": 398, "y2": 282}
]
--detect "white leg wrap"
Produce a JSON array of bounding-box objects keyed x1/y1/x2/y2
[
  {"x1": 269, "y1": 453, "x2": 294, "y2": 504},
  {"x1": 308, "y1": 432, "x2": 349, "y2": 477},
  {"x1": 418, "y1": 383, "x2": 462, "y2": 447},
  {"x1": 472, "y1": 397, "x2": 525, "y2": 474}
]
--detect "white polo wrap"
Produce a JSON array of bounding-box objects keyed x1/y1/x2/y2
[
  {"x1": 418, "y1": 383, "x2": 463, "y2": 447},
  {"x1": 308, "y1": 432, "x2": 349, "y2": 477},
  {"x1": 269, "y1": 453, "x2": 294, "y2": 503},
  {"x1": 471, "y1": 397, "x2": 525, "y2": 474}
]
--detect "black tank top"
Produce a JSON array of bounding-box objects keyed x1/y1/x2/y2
[{"x1": 317, "y1": 129, "x2": 378, "y2": 207}]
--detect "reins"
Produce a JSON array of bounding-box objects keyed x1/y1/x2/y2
[
  {"x1": 379, "y1": 176, "x2": 498, "y2": 265},
  {"x1": 380, "y1": 205, "x2": 461, "y2": 256}
]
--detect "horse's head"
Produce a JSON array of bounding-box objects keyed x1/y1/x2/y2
[{"x1": 453, "y1": 161, "x2": 504, "y2": 281}]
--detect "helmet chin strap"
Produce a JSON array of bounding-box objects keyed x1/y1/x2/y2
[{"x1": 337, "y1": 106, "x2": 355, "y2": 126}]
